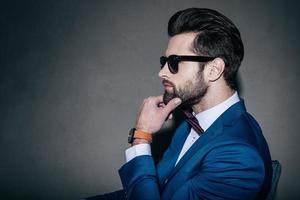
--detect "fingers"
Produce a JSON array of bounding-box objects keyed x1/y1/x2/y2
[
  {"x1": 164, "y1": 98, "x2": 182, "y2": 114},
  {"x1": 168, "y1": 113, "x2": 173, "y2": 120},
  {"x1": 153, "y1": 95, "x2": 164, "y2": 104},
  {"x1": 143, "y1": 95, "x2": 181, "y2": 115},
  {"x1": 144, "y1": 95, "x2": 165, "y2": 108}
]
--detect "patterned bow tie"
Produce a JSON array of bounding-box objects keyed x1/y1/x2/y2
[{"x1": 182, "y1": 109, "x2": 204, "y2": 135}]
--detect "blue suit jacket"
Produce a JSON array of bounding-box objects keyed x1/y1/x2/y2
[{"x1": 118, "y1": 100, "x2": 272, "y2": 200}]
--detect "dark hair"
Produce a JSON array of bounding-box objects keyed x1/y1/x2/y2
[{"x1": 168, "y1": 8, "x2": 244, "y2": 90}]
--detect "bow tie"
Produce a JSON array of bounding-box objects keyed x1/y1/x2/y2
[{"x1": 182, "y1": 109, "x2": 204, "y2": 135}]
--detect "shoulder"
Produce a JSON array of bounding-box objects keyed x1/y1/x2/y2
[{"x1": 202, "y1": 142, "x2": 265, "y2": 190}]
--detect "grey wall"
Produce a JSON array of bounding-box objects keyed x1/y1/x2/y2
[{"x1": 1, "y1": 0, "x2": 299, "y2": 199}]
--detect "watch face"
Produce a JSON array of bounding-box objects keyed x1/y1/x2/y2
[
  {"x1": 128, "y1": 134, "x2": 133, "y2": 144},
  {"x1": 128, "y1": 128, "x2": 136, "y2": 144}
]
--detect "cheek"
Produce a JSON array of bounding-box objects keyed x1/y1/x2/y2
[
  {"x1": 177, "y1": 64, "x2": 197, "y2": 77},
  {"x1": 172, "y1": 64, "x2": 201, "y2": 89},
  {"x1": 178, "y1": 62, "x2": 200, "y2": 81}
]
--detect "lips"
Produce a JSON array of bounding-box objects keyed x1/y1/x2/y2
[
  {"x1": 163, "y1": 83, "x2": 172, "y2": 87},
  {"x1": 164, "y1": 86, "x2": 173, "y2": 91},
  {"x1": 162, "y1": 80, "x2": 174, "y2": 90}
]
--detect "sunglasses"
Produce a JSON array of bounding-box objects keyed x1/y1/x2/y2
[{"x1": 160, "y1": 55, "x2": 215, "y2": 74}]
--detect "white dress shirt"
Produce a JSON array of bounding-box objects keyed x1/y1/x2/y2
[{"x1": 125, "y1": 92, "x2": 240, "y2": 163}]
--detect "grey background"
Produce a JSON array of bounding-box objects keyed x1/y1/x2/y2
[{"x1": 1, "y1": 0, "x2": 299, "y2": 199}]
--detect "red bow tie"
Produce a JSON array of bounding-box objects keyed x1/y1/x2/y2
[{"x1": 182, "y1": 110, "x2": 204, "y2": 135}]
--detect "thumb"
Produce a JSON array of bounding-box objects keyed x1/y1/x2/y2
[{"x1": 163, "y1": 98, "x2": 182, "y2": 114}]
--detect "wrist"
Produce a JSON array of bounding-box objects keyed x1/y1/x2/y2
[
  {"x1": 134, "y1": 125, "x2": 152, "y2": 134},
  {"x1": 128, "y1": 128, "x2": 152, "y2": 144},
  {"x1": 131, "y1": 138, "x2": 150, "y2": 146}
]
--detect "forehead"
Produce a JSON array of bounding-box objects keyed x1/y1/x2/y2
[{"x1": 165, "y1": 32, "x2": 198, "y2": 56}]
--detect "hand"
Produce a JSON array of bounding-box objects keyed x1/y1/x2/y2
[{"x1": 135, "y1": 95, "x2": 182, "y2": 134}]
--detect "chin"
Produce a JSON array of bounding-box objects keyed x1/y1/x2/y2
[{"x1": 163, "y1": 92, "x2": 177, "y2": 105}]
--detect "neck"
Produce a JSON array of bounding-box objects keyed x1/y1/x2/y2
[{"x1": 192, "y1": 86, "x2": 235, "y2": 114}]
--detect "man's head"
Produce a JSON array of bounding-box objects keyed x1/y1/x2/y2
[{"x1": 159, "y1": 8, "x2": 244, "y2": 107}]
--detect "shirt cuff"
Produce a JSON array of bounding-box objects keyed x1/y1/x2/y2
[{"x1": 125, "y1": 143, "x2": 151, "y2": 162}]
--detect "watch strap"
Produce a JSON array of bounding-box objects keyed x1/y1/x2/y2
[
  {"x1": 128, "y1": 128, "x2": 152, "y2": 144},
  {"x1": 134, "y1": 130, "x2": 152, "y2": 143}
]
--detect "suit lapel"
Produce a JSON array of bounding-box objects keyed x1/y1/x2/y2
[
  {"x1": 157, "y1": 122, "x2": 190, "y2": 187},
  {"x1": 161, "y1": 99, "x2": 247, "y2": 189},
  {"x1": 163, "y1": 118, "x2": 224, "y2": 187}
]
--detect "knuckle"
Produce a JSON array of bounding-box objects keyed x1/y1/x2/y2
[
  {"x1": 142, "y1": 97, "x2": 151, "y2": 105},
  {"x1": 147, "y1": 96, "x2": 154, "y2": 102}
]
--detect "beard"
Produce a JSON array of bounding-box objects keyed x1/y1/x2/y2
[{"x1": 162, "y1": 72, "x2": 208, "y2": 108}]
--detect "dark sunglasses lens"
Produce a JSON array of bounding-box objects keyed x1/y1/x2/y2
[
  {"x1": 160, "y1": 56, "x2": 167, "y2": 69},
  {"x1": 168, "y1": 57, "x2": 178, "y2": 73},
  {"x1": 160, "y1": 56, "x2": 178, "y2": 74}
]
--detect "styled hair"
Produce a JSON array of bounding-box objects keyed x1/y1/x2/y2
[{"x1": 168, "y1": 8, "x2": 244, "y2": 90}]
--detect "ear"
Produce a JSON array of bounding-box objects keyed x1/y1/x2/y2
[{"x1": 207, "y1": 58, "x2": 225, "y2": 82}]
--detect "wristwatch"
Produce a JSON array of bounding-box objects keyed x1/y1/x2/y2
[{"x1": 128, "y1": 128, "x2": 152, "y2": 144}]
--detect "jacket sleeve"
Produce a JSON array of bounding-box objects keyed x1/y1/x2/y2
[
  {"x1": 119, "y1": 155, "x2": 161, "y2": 200},
  {"x1": 119, "y1": 143, "x2": 265, "y2": 200},
  {"x1": 171, "y1": 143, "x2": 265, "y2": 200}
]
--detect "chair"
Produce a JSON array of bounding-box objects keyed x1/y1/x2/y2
[{"x1": 266, "y1": 160, "x2": 282, "y2": 200}]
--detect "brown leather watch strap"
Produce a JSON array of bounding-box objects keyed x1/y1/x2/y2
[{"x1": 134, "y1": 130, "x2": 152, "y2": 143}]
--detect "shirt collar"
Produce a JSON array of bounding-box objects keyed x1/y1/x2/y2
[{"x1": 194, "y1": 91, "x2": 240, "y2": 131}]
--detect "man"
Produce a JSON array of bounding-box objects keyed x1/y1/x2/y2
[{"x1": 87, "y1": 8, "x2": 272, "y2": 200}]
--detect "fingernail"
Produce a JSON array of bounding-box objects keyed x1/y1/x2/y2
[{"x1": 174, "y1": 98, "x2": 182, "y2": 105}]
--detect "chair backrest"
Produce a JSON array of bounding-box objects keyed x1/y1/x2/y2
[{"x1": 266, "y1": 160, "x2": 282, "y2": 200}]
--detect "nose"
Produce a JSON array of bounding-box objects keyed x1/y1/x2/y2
[{"x1": 158, "y1": 63, "x2": 170, "y2": 79}]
